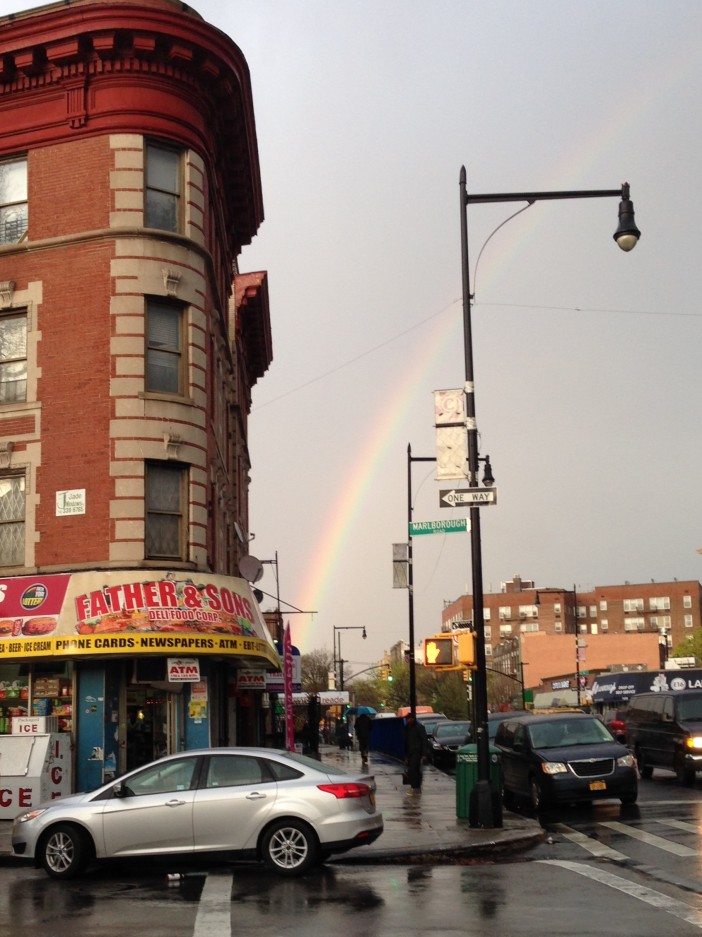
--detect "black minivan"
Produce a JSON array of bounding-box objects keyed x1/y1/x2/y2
[
  {"x1": 625, "y1": 690, "x2": 702, "y2": 784},
  {"x1": 494, "y1": 712, "x2": 638, "y2": 810}
]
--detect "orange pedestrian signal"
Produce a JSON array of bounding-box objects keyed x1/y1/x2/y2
[{"x1": 423, "y1": 636, "x2": 454, "y2": 666}]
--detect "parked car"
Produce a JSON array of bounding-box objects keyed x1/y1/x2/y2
[
  {"x1": 600, "y1": 708, "x2": 628, "y2": 743},
  {"x1": 494, "y1": 712, "x2": 637, "y2": 811},
  {"x1": 487, "y1": 711, "x2": 525, "y2": 742},
  {"x1": 12, "y1": 747, "x2": 383, "y2": 880},
  {"x1": 625, "y1": 690, "x2": 702, "y2": 784},
  {"x1": 420, "y1": 714, "x2": 449, "y2": 737},
  {"x1": 428, "y1": 720, "x2": 472, "y2": 770}
]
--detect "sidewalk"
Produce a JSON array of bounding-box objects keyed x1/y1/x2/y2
[
  {"x1": 0, "y1": 746, "x2": 544, "y2": 866},
  {"x1": 321, "y1": 746, "x2": 543, "y2": 863}
]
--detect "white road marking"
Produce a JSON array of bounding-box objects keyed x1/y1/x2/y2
[
  {"x1": 193, "y1": 872, "x2": 233, "y2": 937},
  {"x1": 540, "y1": 859, "x2": 702, "y2": 929},
  {"x1": 550, "y1": 823, "x2": 627, "y2": 861},
  {"x1": 657, "y1": 819, "x2": 702, "y2": 835},
  {"x1": 601, "y1": 820, "x2": 699, "y2": 856}
]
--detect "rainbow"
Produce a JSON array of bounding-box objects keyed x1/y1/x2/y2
[{"x1": 291, "y1": 45, "x2": 693, "y2": 650}]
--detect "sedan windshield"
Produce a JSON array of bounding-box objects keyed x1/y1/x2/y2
[
  {"x1": 435, "y1": 722, "x2": 470, "y2": 739},
  {"x1": 528, "y1": 717, "x2": 613, "y2": 749}
]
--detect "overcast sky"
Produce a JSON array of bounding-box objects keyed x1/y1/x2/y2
[{"x1": 5, "y1": 0, "x2": 702, "y2": 674}]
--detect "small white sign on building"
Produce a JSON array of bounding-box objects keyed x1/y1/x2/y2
[
  {"x1": 167, "y1": 658, "x2": 201, "y2": 682},
  {"x1": 56, "y1": 489, "x2": 86, "y2": 516}
]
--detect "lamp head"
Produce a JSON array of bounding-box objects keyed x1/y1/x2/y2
[
  {"x1": 362, "y1": 627, "x2": 367, "y2": 639},
  {"x1": 613, "y1": 183, "x2": 641, "y2": 251}
]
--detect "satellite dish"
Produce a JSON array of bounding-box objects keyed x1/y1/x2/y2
[{"x1": 238, "y1": 554, "x2": 264, "y2": 583}]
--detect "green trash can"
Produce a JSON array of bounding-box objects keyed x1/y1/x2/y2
[{"x1": 455, "y1": 743, "x2": 502, "y2": 823}]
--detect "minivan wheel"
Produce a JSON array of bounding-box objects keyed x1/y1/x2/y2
[
  {"x1": 261, "y1": 819, "x2": 319, "y2": 876},
  {"x1": 675, "y1": 758, "x2": 696, "y2": 786},
  {"x1": 530, "y1": 778, "x2": 546, "y2": 812},
  {"x1": 635, "y1": 749, "x2": 653, "y2": 779},
  {"x1": 39, "y1": 823, "x2": 91, "y2": 880}
]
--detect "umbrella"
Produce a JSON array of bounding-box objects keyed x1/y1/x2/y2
[{"x1": 347, "y1": 705, "x2": 377, "y2": 717}]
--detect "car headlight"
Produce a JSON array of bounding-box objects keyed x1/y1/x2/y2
[
  {"x1": 685, "y1": 736, "x2": 702, "y2": 750},
  {"x1": 431, "y1": 741, "x2": 442, "y2": 749},
  {"x1": 541, "y1": 761, "x2": 568, "y2": 775},
  {"x1": 617, "y1": 753, "x2": 635, "y2": 767},
  {"x1": 15, "y1": 808, "x2": 48, "y2": 823}
]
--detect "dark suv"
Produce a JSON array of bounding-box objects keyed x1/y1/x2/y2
[
  {"x1": 494, "y1": 712, "x2": 637, "y2": 810},
  {"x1": 625, "y1": 690, "x2": 702, "y2": 784}
]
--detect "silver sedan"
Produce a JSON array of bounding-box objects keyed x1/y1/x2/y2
[{"x1": 12, "y1": 747, "x2": 383, "y2": 879}]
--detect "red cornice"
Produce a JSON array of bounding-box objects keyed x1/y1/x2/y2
[{"x1": 0, "y1": 1, "x2": 263, "y2": 251}]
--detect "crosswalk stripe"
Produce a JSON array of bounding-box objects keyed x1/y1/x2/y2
[
  {"x1": 193, "y1": 872, "x2": 232, "y2": 937},
  {"x1": 550, "y1": 823, "x2": 627, "y2": 861},
  {"x1": 601, "y1": 820, "x2": 699, "y2": 856},
  {"x1": 656, "y1": 819, "x2": 702, "y2": 835},
  {"x1": 539, "y1": 860, "x2": 702, "y2": 929}
]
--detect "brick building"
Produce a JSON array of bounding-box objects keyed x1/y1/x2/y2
[
  {"x1": 0, "y1": 0, "x2": 276, "y2": 793},
  {"x1": 442, "y1": 575, "x2": 702, "y2": 700}
]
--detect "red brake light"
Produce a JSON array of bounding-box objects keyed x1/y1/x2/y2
[
  {"x1": 610, "y1": 720, "x2": 625, "y2": 731},
  {"x1": 317, "y1": 782, "x2": 371, "y2": 799}
]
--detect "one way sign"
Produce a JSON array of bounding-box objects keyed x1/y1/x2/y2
[{"x1": 439, "y1": 488, "x2": 497, "y2": 507}]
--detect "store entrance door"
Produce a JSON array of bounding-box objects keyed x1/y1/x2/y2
[{"x1": 125, "y1": 686, "x2": 173, "y2": 771}]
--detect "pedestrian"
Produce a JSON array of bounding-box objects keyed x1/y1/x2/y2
[
  {"x1": 404, "y1": 713, "x2": 429, "y2": 791},
  {"x1": 335, "y1": 718, "x2": 351, "y2": 750},
  {"x1": 354, "y1": 712, "x2": 372, "y2": 765}
]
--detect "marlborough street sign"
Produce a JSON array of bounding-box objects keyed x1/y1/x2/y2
[
  {"x1": 409, "y1": 518, "x2": 468, "y2": 536},
  {"x1": 439, "y1": 488, "x2": 497, "y2": 507}
]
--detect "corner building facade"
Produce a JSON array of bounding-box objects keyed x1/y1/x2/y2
[{"x1": 0, "y1": 0, "x2": 276, "y2": 795}]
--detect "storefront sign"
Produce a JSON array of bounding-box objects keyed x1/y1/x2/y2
[
  {"x1": 167, "y1": 658, "x2": 200, "y2": 682},
  {"x1": 0, "y1": 571, "x2": 279, "y2": 666},
  {"x1": 237, "y1": 670, "x2": 267, "y2": 690}
]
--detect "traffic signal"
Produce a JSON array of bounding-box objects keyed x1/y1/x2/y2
[
  {"x1": 457, "y1": 632, "x2": 475, "y2": 667},
  {"x1": 423, "y1": 636, "x2": 454, "y2": 667}
]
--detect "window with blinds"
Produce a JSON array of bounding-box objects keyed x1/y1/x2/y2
[
  {"x1": 0, "y1": 312, "x2": 27, "y2": 403},
  {"x1": 145, "y1": 143, "x2": 181, "y2": 232},
  {"x1": 145, "y1": 462, "x2": 186, "y2": 560},
  {"x1": 146, "y1": 300, "x2": 183, "y2": 395}
]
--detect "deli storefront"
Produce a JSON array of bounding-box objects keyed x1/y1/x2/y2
[{"x1": 0, "y1": 570, "x2": 281, "y2": 796}]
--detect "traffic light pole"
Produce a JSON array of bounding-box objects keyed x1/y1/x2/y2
[{"x1": 407, "y1": 445, "x2": 435, "y2": 718}]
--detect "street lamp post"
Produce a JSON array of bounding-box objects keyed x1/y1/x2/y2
[
  {"x1": 459, "y1": 167, "x2": 640, "y2": 828},
  {"x1": 407, "y1": 444, "x2": 435, "y2": 717},
  {"x1": 332, "y1": 625, "x2": 367, "y2": 690}
]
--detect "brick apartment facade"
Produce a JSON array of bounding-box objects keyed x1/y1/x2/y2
[
  {"x1": 442, "y1": 575, "x2": 702, "y2": 700},
  {"x1": 0, "y1": 0, "x2": 276, "y2": 794}
]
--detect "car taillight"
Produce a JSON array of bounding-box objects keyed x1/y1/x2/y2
[
  {"x1": 317, "y1": 783, "x2": 371, "y2": 799},
  {"x1": 610, "y1": 720, "x2": 625, "y2": 732}
]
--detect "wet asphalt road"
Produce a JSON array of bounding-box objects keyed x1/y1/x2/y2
[{"x1": 5, "y1": 773, "x2": 702, "y2": 937}]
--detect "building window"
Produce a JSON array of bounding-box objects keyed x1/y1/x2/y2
[
  {"x1": 499, "y1": 623, "x2": 512, "y2": 636},
  {"x1": 483, "y1": 608, "x2": 491, "y2": 620},
  {"x1": 624, "y1": 617, "x2": 645, "y2": 632},
  {"x1": 0, "y1": 158, "x2": 28, "y2": 245},
  {"x1": 649, "y1": 596, "x2": 671, "y2": 611},
  {"x1": 554, "y1": 603, "x2": 561, "y2": 615},
  {"x1": 519, "y1": 605, "x2": 537, "y2": 619},
  {"x1": 623, "y1": 598, "x2": 644, "y2": 613},
  {"x1": 589, "y1": 605, "x2": 597, "y2": 618},
  {"x1": 145, "y1": 463, "x2": 186, "y2": 560},
  {"x1": 520, "y1": 622, "x2": 538, "y2": 633},
  {"x1": 600, "y1": 619, "x2": 609, "y2": 631},
  {"x1": 684, "y1": 595, "x2": 692, "y2": 609},
  {"x1": 554, "y1": 622, "x2": 563, "y2": 633},
  {"x1": 484, "y1": 626, "x2": 491, "y2": 641},
  {"x1": 684, "y1": 615, "x2": 694, "y2": 629},
  {"x1": 498, "y1": 606, "x2": 511, "y2": 621},
  {"x1": 145, "y1": 143, "x2": 182, "y2": 231},
  {"x1": 146, "y1": 300, "x2": 183, "y2": 395},
  {"x1": 0, "y1": 474, "x2": 25, "y2": 565},
  {"x1": 599, "y1": 599, "x2": 608, "y2": 611},
  {"x1": 0, "y1": 312, "x2": 27, "y2": 403},
  {"x1": 577, "y1": 605, "x2": 586, "y2": 619}
]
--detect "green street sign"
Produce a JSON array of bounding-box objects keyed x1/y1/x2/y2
[{"x1": 409, "y1": 518, "x2": 468, "y2": 536}]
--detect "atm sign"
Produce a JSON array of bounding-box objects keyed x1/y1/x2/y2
[{"x1": 167, "y1": 658, "x2": 201, "y2": 682}]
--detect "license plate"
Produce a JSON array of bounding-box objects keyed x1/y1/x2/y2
[{"x1": 589, "y1": 780, "x2": 606, "y2": 791}]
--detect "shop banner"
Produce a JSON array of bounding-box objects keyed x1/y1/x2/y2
[{"x1": 0, "y1": 571, "x2": 280, "y2": 667}]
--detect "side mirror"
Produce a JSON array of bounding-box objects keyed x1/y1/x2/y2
[{"x1": 111, "y1": 782, "x2": 128, "y2": 798}]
